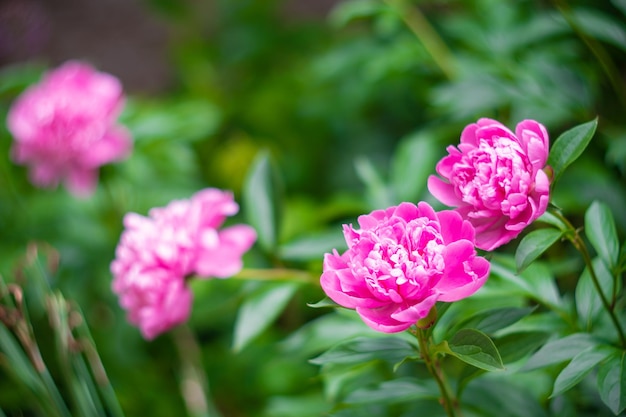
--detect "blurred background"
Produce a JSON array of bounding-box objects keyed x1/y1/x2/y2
[{"x1": 1, "y1": 0, "x2": 625, "y2": 416}]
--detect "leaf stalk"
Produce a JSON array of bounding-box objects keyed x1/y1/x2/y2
[
  {"x1": 550, "y1": 208, "x2": 626, "y2": 348},
  {"x1": 413, "y1": 327, "x2": 461, "y2": 417}
]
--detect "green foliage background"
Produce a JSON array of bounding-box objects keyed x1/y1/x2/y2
[{"x1": 1, "y1": 0, "x2": 626, "y2": 415}]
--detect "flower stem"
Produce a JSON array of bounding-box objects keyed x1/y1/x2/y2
[
  {"x1": 383, "y1": 0, "x2": 456, "y2": 79},
  {"x1": 172, "y1": 325, "x2": 223, "y2": 417},
  {"x1": 230, "y1": 268, "x2": 319, "y2": 285},
  {"x1": 553, "y1": 0, "x2": 626, "y2": 113},
  {"x1": 550, "y1": 209, "x2": 626, "y2": 347},
  {"x1": 414, "y1": 328, "x2": 460, "y2": 417}
]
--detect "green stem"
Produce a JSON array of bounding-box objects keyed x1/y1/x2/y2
[
  {"x1": 229, "y1": 268, "x2": 319, "y2": 285},
  {"x1": 172, "y1": 325, "x2": 223, "y2": 417},
  {"x1": 383, "y1": 0, "x2": 456, "y2": 79},
  {"x1": 551, "y1": 209, "x2": 626, "y2": 347},
  {"x1": 73, "y1": 307, "x2": 126, "y2": 417},
  {"x1": 553, "y1": 0, "x2": 626, "y2": 112},
  {"x1": 414, "y1": 328, "x2": 460, "y2": 417}
]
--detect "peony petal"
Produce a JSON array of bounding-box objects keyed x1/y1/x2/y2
[
  {"x1": 323, "y1": 249, "x2": 349, "y2": 270},
  {"x1": 435, "y1": 149, "x2": 463, "y2": 178},
  {"x1": 475, "y1": 226, "x2": 518, "y2": 251},
  {"x1": 516, "y1": 120, "x2": 549, "y2": 160},
  {"x1": 195, "y1": 225, "x2": 257, "y2": 278},
  {"x1": 416, "y1": 201, "x2": 438, "y2": 221},
  {"x1": 443, "y1": 239, "x2": 475, "y2": 264},
  {"x1": 65, "y1": 168, "x2": 98, "y2": 197},
  {"x1": 475, "y1": 117, "x2": 504, "y2": 128},
  {"x1": 460, "y1": 122, "x2": 480, "y2": 146},
  {"x1": 138, "y1": 279, "x2": 193, "y2": 340},
  {"x1": 29, "y1": 162, "x2": 62, "y2": 188},
  {"x1": 437, "y1": 210, "x2": 475, "y2": 243},
  {"x1": 437, "y1": 256, "x2": 490, "y2": 302},
  {"x1": 320, "y1": 270, "x2": 361, "y2": 309},
  {"x1": 356, "y1": 305, "x2": 413, "y2": 333},
  {"x1": 394, "y1": 202, "x2": 420, "y2": 223},
  {"x1": 390, "y1": 293, "x2": 438, "y2": 323},
  {"x1": 524, "y1": 136, "x2": 549, "y2": 170},
  {"x1": 193, "y1": 188, "x2": 240, "y2": 228},
  {"x1": 81, "y1": 126, "x2": 132, "y2": 167},
  {"x1": 534, "y1": 169, "x2": 551, "y2": 194},
  {"x1": 428, "y1": 176, "x2": 463, "y2": 207},
  {"x1": 476, "y1": 124, "x2": 515, "y2": 144},
  {"x1": 358, "y1": 208, "x2": 388, "y2": 230}
]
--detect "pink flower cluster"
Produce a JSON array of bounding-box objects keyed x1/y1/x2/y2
[
  {"x1": 7, "y1": 61, "x2": 131, "y2": 196},
  {"x1": 111, "y1": 189, "x2": 256, "y2": 339},
  {"x1": 321, "y1": 202, "x2": 490, "y2": 333},
  {"x1": 321, "y1": 118, "x2": 550, "y2": 333},
  {"x1": 428, "y1": 118, "x2": 550, "y2": 251}
]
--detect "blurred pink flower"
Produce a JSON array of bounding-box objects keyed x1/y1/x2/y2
[
  {"x1": 428, "y1": 118, "x2": 550, "y2": 251},
  {"x1": 321, "y1": 202, "x2": 489, "y2": 333},
  {"x1": 6, "y1": 61, "x2": 131, "y2": 196},
  {"x1": 111, "y1": 189, "x2": 257, "y2": 340}
]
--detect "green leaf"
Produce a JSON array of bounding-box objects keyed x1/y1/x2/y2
[
  {"x1": 71, "y1": 306, "x2": 125, "y2": 417},
  {"x1": 48, "y1": 295, "x2": 100, "y2": 417},
  {"x1": 280, "y1": 312, "x2": 380, "y2": 359},
  {"x1": 490, "y1": 255, "x2": 562, "y2": 311},
  {"x1": 0, "y1": 326, "x2": 46, "y2": 399},
  {"x1": 307, "y1": 297, "x2": 340, "y2": 309},
  {"x1": 452, "y1": 306, "x2": 537, "y2": 336},
  {"x1": 547, "y1": 118, "x2": 598, "y2": 185},
  {"x1": 536, "y1": 210, "x2": 567, "y2": 230},
  {"x1": 515, "y1": 228, "x2": 563, "y2": 273},
  {"x1": 0, "y1": 325, "x2": 70, "y2": 417},
  {"x1": 310, "y1": 336, "x2": 416, "y2": 366},
  {"x1": 496, "y1": 312, "x2": 567, "y2": 337},
  {"x1": 576, "y1": 257, "x2": 614, "y2": 328},
  {"x1": 344, "y1": 377, "x2": 437, "y2": 405},
  {"x1": 233, "y1": 282, "x2": 298, "y2": 352},
  {"x1": 243, "y1": 151, "x2": 283, "y2": 252},
  {"x1": 329, "y1": 0, "x2": 387, "y2": 28},
  {"x1": 570, "y1": 8, "x2": 626, "y2": 52},
  {"x1": 523, "y1": 333, "x2": 599, "y2": 371},
  {"x1": 124, "y1": 98, "x2": 221, "y2": 143},
  {"x1": 354, "y1": 156, "x2": 393, "y2": 209},
  {"x1": 463, "y1": 378, "x2": 549, "y2": 417},
  {"x1": 597, "y1": 350, "x2": 626, "y2": 415},
  {"x1": 446, "y1": 329, "x2": 504, "y2": 371},
  {"x1": 279, "y1": 230, "x2": 347, "y2": 262},
  {"x1": 613, "y1": 0, "x2": 626, "y2": 17},
  {"x1": 585, "y1": 201, "x2": 620, "y2": 270},
  {"x1": 390, "y1": 131, "x2": 439, "y2": 203},
  {"x1": 551, "y1": 345, "x2": 616, "y2": 397},
  {"x1": 495, "y1": 331, "x2": 551, "y2": 365},
  {"x1": 0, "y1": 62, "x2": 45, "y2": 96},
  {"x1": 261, "y1": 393, "x2": 328, "y2": 417}
]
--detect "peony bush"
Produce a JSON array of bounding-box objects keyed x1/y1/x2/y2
[{"x1": 1, "y1": 2, "x2": 626, "y2": 416}]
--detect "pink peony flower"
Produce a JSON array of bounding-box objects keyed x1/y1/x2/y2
[
  {"x1": 111, "y1": 189, "x2": 257, "y2": 339},
  {"x1": 427, "y1": 118, "x2": 550, "y2": 251},
  {"x1": 320, "y1": 202, "x2": 490, "y2": 333},
  {"x1": 6, "y1": 61, "x2": 132, "y2": 196}
]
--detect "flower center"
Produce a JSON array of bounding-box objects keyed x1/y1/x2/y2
[
  {"x1": 453, "y1": 137, "x2": 530, "y2": 213},
  {"x1": 352, "y1": 217, "x2": 446, "y2": 301}
]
